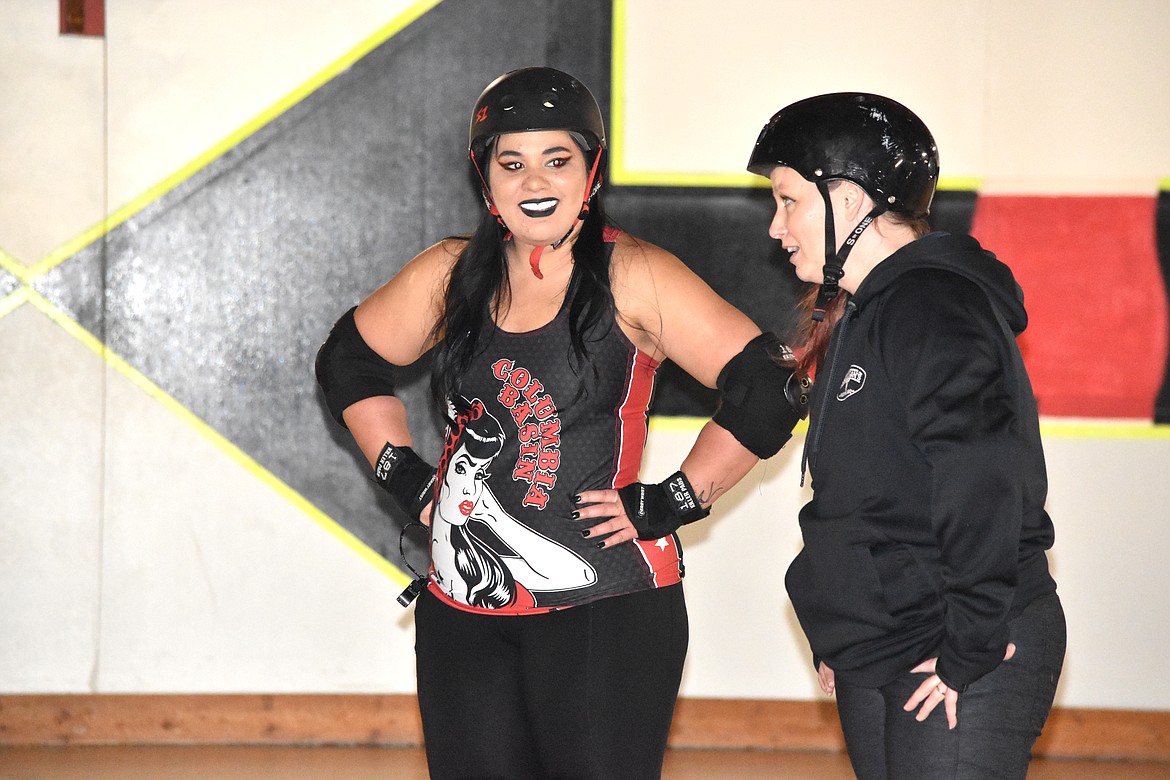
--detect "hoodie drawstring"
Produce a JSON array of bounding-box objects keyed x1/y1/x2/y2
[{"x1": 800, "y1": 299, "x2": 858, "y2": 487}]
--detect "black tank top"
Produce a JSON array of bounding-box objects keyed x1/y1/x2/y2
[{"x1": 426, "y1": 228, "x2": 683, "y2": 614}]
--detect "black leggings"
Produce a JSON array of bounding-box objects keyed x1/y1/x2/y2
[
  {"x1": 834, "y1": 592, "x2": 1066, "y2": 780},
  {"x1": 414, "y1": 584, "x2": 689, "y2": 780}
]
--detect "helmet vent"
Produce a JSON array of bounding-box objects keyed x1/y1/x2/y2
[{"x1": 468, "y1": 68, "x2": 607, "y2": 159}]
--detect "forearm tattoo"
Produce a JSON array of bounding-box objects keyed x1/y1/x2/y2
[{"x1": 697, "y1": 482, "x2": 725, "y2": 508}]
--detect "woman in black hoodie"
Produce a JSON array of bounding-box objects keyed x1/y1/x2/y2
[{"x1": 746, "y1": 93, "x2": 1065, "y2": 779}]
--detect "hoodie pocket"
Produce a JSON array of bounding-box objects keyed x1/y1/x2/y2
[
  {"x1": 786, "y1": 523, "x2": 896, "y2": 658},
  {"x1": 786, "y1": 523, "x2": 943, "y2": 661},
  {"x1": 866, "y1": 541, "x2": 943, "y2": 623}
]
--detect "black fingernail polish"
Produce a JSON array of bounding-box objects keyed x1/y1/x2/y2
[
  {"x1": 572, "y1": 495, "x2": 581, "y2": 504},
  {"x1": 571, "y1": 511, "x2": 580, "y2": 520},
  {"x1": 595, "y1": 541, "x2": 605, "y2": 549},
  {"x1": 581, "y1": 529, "x2": 590, "y2": 538}
]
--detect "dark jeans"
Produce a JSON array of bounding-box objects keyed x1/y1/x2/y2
[
  {"x1": 835, "y1": 592, "x2": 1066, "y2": 780},
  {"x1": 414, "y1": 583, "x2": 689, "y2": 780}
]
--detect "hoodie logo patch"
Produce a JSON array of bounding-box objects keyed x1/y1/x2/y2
[{"x1": 837, "y1": 365, "x2": 866, "y2": 401}]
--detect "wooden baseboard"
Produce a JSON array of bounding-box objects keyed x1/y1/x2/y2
[
  {"x1": 669, "y1": 698, "x2": 1170, "y2": 761},
  {"x1": 0, "y1": 695, "x2": 424, "y2": 747},
  {"x1": 2, "y1": 695, "x2": 1167, "y2": 761}
]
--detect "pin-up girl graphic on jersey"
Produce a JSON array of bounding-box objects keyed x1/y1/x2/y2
[{"x1": 430, "y1": 395, "x2": 596, "y2": 609}]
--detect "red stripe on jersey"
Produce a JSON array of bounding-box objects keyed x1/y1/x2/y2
[
  {"x1": 611, "y1": 344, "x2": 682, "y2": 587},
  {"x1": 612, "y1": 345, "x2": 658, "y2": 488},
  {"x1": 633, "y1": 535, "x2": 683, "y2": 587}
]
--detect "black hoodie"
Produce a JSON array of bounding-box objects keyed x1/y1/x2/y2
[{"x1": 785, "y1": 231, "x2": 1057, "y2": 690}]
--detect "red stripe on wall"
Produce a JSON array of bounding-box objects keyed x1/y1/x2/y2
[
  {"x1": 970, "y1": 196, "x2": 1167, "y2": 418},
  {"x1": 59, "y1": 0, "x2": 104, "y2": 36}
]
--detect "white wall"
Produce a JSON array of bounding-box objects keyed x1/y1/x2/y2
[
  {"x1": 649, "y1": 422, "x2": 1170, "y2": 710},
  {"x1": 2, "y1": 0, "x2": 1169, "y2": 713},
  {"x1": 616, "y1": 0, "x2": 1170, "y2": 194}
]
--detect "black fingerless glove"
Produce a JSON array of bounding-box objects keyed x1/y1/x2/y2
[
  {"x1": 618, "y1": 471, "x2": 711, "y2": 541},
  {"x1": 373, "y1": 443, "x2": 437, "y2": 521}
]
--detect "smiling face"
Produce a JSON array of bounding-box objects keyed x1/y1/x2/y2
[
  {"x1": 487, "y1": 129, "x2": 589, "y2": 248},
  {"x1": 767, "y1": 166, "x2": 830, "y2": 285}
]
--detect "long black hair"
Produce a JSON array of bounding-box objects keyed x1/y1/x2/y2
[{"x1": 429, "y1": 150, "x2": 614, "y2": 407}]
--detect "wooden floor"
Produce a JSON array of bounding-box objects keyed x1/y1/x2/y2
[{"x1": 2, "y1": 745, "x2": 1169, "y2": 779}]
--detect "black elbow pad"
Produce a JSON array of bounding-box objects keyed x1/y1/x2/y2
[
  {"x1": 712, "y1": 332, "x2": 809, "y2": 459},
  {"x1": 314, "y1": 307, "x2": 398, "y2": 427}
]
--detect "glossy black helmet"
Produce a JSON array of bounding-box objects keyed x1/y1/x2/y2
[
  {"x1": 469, "y1": 67, "x2": 606, "y2": 165},
  {"x1": 746, "y1": 92, "x2": 939, "y2": 217}
]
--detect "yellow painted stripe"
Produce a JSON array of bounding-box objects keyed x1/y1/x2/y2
[
  {"x1": 26, "y1": 0, "x2": 445, "y2": 281},
  {"x1": 647, "y1": 414, "x2": 1168, "y2": 440},
  {"x1": 1038, "y1": 419, "x2": 1170, "y2": 439},
  {"x1": 939, "y1": 177, "x2": 983, "y2": 192},
  {"x1": 0, "y1": 287, "x2": 32, "y2": 319},
  {"x1": 647, "y1": 416, "x2": 706, "y2": 434},
  {"x1": 17, "y1": 288, "x2": 412, "y2": 586},
  {"x1": 609, "y1": 0, "x2": 631, "y2": 186},
  {"x1": 25, "y1": 221, "x2": 110, "y2": 280},
  {"x1": 0, "y1": 248, "x2": 33, "y2": 284},
  {"x1": 649, "y1": 416, "x2": 811, "y2": 435},
  {"x1": 613, "y1": 164, "x2": 981, "y2": 192},
  {"x1": 616, "y1": 171, "x2": 768, "y2": 189}
]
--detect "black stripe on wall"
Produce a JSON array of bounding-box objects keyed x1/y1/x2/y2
[
  {"x1": 616, "y1": 187, "x2": 979, "y2": 414},
  {"x1": 1155, "y1": 190, "x2": 1170, "y2": 423}
]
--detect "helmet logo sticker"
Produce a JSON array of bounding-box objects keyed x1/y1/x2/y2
[
  {"x1": 475, "y1": 106, "x2": 488, "y2": 124},
  {"x1": 837, "y1": 365, "x2": 866, "y2": 401}
]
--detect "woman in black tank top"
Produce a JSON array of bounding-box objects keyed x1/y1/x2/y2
[{"x1": 317, "y1": 67, "x2": 802, "y2": 779}]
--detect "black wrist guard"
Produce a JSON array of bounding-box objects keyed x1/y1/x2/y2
[
  {"x1": 373, "y1": 444, "x2": 437, "y2": 521},
  {"x1": 618, "y1": 471, "x2": 711, "y2": 541}
]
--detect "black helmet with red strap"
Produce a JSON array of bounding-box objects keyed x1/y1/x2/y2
[
  {"x1": 468, "y1": 67, "x2": 606, "y2": 279},
  {"x1": 747, "y1": 93, "x2": 939, "y2": 318},
  {"x1": 470, "y1": 67, "x2": 605, "y2": 165}
]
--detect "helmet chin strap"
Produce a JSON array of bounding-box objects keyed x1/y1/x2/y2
[
  {"x1": 812, "y1": 181, "x2": 885, "y2": 321},
  {"x1": 471, "y1": 146, "x2": 605, "y2": 281},
  {"x1": 525, "y1": 149, "x2": 604, "y2": 280},
  {"x1": 470, "y1": 150, "x2": 507, "y2": 230}
]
